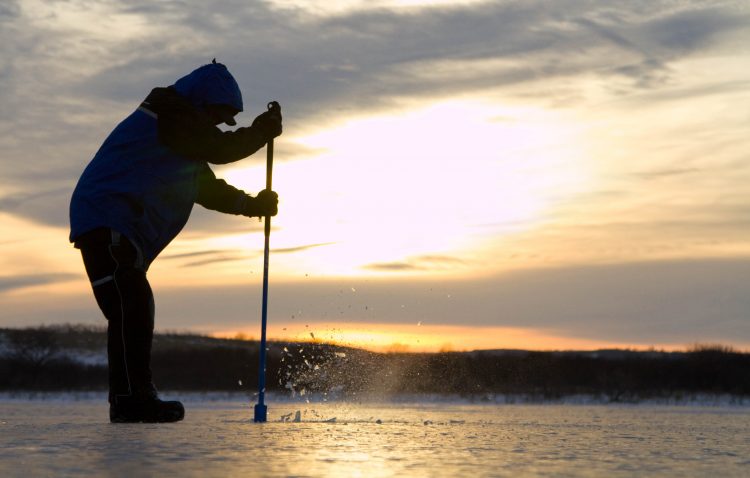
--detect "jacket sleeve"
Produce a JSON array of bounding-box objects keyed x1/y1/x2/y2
[
  {"x1": 143, "y1": 87, "x2": 268, "y2": 164},
  {"x1": 195, "y1": 164, "x2": 248, "y2": 214}
]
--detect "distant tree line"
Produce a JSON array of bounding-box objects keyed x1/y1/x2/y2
[{"x1": 1, "y1": 325, "x2": 748, "y2": 402}]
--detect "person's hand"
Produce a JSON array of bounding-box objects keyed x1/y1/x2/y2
[
  {"x1": 242, "y1": 190, "x2": 278, "y2": 217},
  {"x1": 251, "y1": 109, "x2": 282, "y2": 141}
]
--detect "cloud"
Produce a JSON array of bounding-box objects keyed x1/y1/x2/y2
[
  {"x1": 2, "y1": 258, "x2": 748, "y2": 349},
  {"x1": 365, "y1": 262, "x2": 418, "y2": 272},
  {"x1": 161, "y1": 250, "x2": 232, "y2": 260},
  {"x1": 645, "y1": 7, "x2": 747, "y2": 53},
  {"x1": 9, "y1": 2, "x2": 746, "y2": 129},
  {"x1": 631, "y1": 167, "x2": 703, "y2": 180},
  {"x1": 0, "y1": 1, "x2": 20, "y2": 21},
  {"x1": 160, "y1": 242, "x2": 334, "y2": 267},
  {"x1": 609, "y1": 58, "x2": 671, "y2": 89},
  {"x1": 182, "y1": 254, "x2": 249, "y2": 268},
  {"x1": 138, "y1": 258, "x2": 750, "y2": 347},
  {"x1": 0, "y1": 273, "x2": 77, "y2": 294},
  {"x1": 159, "y1": 247, "x2": 253, "y2": 268},
  {"x1": 272, "y1": 242, "x2": 336, "y2": 254},
  {"x1": 0, "y1": 187, "x2": 71, "y2": 228},
  {"x1": 364, "y1": 254, "x2": 466, "y2": 272}
]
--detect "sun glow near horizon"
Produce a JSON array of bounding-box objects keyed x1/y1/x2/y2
[
  {"x1": 217, "y1": 99, "x2": 590, "y2": 279},
  {"x1": 209, "y1": 321, "x2": 704, "y2": 354}
]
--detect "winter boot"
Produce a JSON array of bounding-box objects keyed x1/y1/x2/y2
[{"x1": 110, "y1": 390, "x2": 185, "y2": 423}]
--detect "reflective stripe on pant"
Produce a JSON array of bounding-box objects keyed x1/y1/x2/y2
[{"x1": 76, "y1": 229, "x2": 155, "y2": 404}]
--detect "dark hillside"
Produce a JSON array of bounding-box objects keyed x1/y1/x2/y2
[{"x1": 1, "y1": 325, "x2": 748, "y2": 402}]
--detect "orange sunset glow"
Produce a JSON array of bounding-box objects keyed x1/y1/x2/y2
[{"x1": 211, "y1": 322, "x2": 683, "y2": 354}]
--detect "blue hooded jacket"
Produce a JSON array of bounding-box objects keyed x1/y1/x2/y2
[{"x1": 70, "y1": 62, "x2": 264, "y2": 266}]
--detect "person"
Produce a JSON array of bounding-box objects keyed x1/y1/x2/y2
[{"x1": 69, "y1": 60, "x2": 281, "y2": 423}]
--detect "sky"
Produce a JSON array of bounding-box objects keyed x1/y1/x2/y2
[{"x1": 1, "y1": 0, "x2": 749, "y2": 352}]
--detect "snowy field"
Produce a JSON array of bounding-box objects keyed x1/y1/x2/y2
[{"x1": 1, "y1": 395, "x2": 748, "y2": 477}]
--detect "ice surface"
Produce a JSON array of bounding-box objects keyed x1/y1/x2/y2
[{"x1": 1, "y1": 398, "x2": 748, "y2": 477}]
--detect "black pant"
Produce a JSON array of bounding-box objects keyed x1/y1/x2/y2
[{"x1": 76, "y1": 229, "x2": 155, "y2": 404}]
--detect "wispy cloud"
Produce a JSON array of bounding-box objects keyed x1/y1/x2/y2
[
  {"x1": 631, "y1": 167, "x2": 703, "y2": 180},
  {"x1": 89, "y1": 258, "x2": 750, "y2": 348},
  {"x1": 365, "y1": 254, "x2": 467, "y2": 272},
  {"x1": 0, "y1": 273, "x2": 77, "y2": 293},
  {"x1": 0, "y1": 187, "x2": 71, "y2": 227},
  {"x1": 365, "y1": 262, "x2": 418, "y2": 272},
  {"x1": 161, "y1": 250, "x2": 232, "y2": 260},
  {"x1": 272, "y1": 242, "x2": 336, "y2": 254},
  {"x1": 165, "y1": 242, "x2": 334, "y2": 267},
  {"x1": 182, "y1": 255, "x2": 248, "y2": 268}
]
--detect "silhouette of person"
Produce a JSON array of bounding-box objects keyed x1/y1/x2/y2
[{"x1": 69, "y1": 60, "x2": 281, "y2": 422}]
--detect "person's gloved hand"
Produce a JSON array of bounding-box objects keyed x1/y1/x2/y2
[
  {"x1": 252, "y1": 109, "x2": 282, "y2": 141},
  {"x1": 242, "y1": 189, "x2": 278, "y2": 218}
]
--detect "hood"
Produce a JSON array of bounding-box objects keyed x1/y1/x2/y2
[{"x1": 172, "y1": 61, "x2": 243, "y2": 113}]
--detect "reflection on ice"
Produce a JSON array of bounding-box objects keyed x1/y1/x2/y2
[{"x1": 0, "y1": 400, "x2": 748, "y2": 477}]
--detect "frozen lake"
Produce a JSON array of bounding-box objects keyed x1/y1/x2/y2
[{"x1": 1, "y1": 396, "x2": 748, "y2": 477}]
